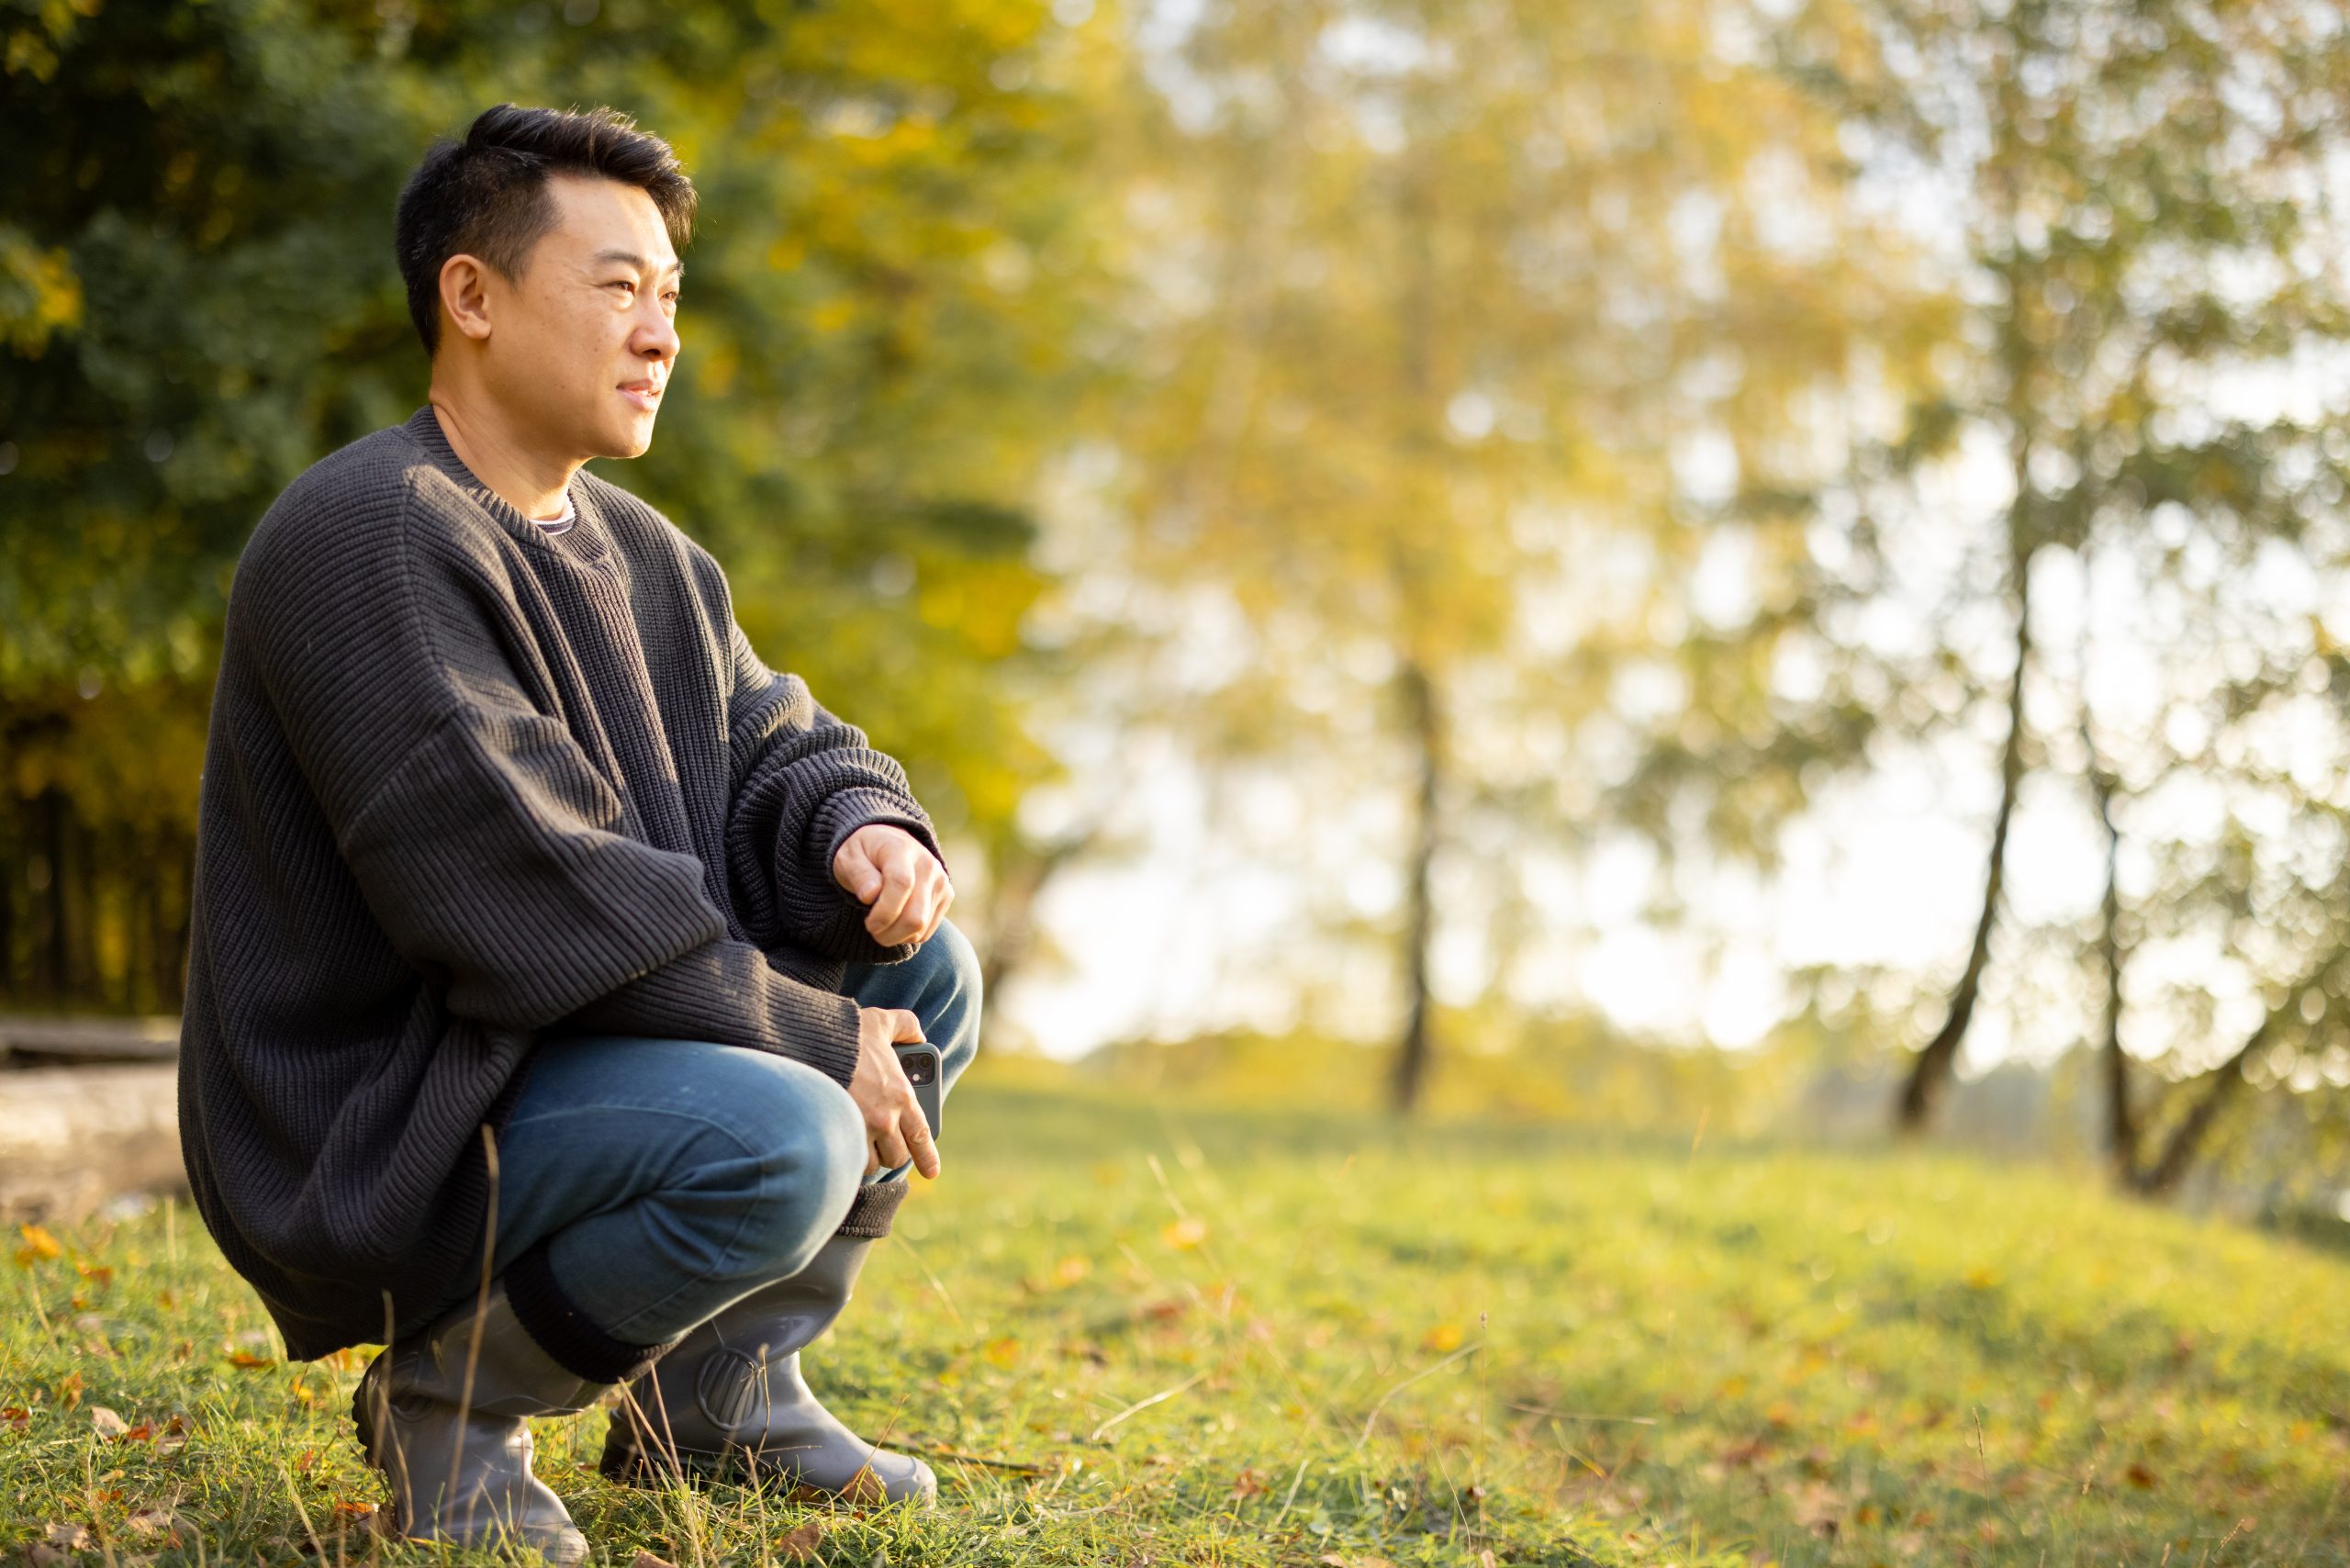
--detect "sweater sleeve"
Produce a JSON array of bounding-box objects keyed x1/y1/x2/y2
[
  {"x1": 241, "y1": 494, "x2": 864, "y2": 1088},
  {"x1": 720, "y1": 621, "x2": 950, "y2": 967}
]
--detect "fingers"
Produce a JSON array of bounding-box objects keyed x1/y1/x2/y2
[
  {"x1": 865, "y1": 852, "x2": 953, "y2": 947},
  {"x1": 836, "y1": 824, "x2": 957, "y2": 946},
  {"x1": 912, "y1": 880, "x2": 954, "y2": 946},
  {"x1": 866, "y1": 854, "x2": 919, "y2": 940},
  {"x1": 833, "y1": 834, "x2": 883, "y2": 902},
  {"x1": 901, "y1": 1105, "x2": 942, "y2": 1180},
  {"x1": 870, "y1": 1117, "x2": 913, "y2": 1173}
]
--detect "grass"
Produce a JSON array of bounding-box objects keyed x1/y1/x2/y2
[{"x1": 6, "y1": 1081, "x2": 2349, "y2": 1566}]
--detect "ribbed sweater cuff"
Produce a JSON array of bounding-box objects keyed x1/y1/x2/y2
[
  {"x1": 835, "y1": 1176, "x2": 909, "y2": 1238},
  {"x1": 767, "y1": 985, "x2": 864, "y2": 1091},
  {"x1": 504, "y1": 1237, "x2": 676, "y2": 1385}
]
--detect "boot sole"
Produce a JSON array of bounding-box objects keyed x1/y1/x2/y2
[{"x1": 599, "y1": 1431, "x2": 920, "y2": 1506}]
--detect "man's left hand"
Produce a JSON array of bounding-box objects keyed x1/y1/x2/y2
[{"x1": 832, "y1": 823, "x2": 953, "y2": 947}]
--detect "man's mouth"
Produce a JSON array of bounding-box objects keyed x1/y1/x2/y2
[{"x1": 620, "y1": 380, "x2": 664, "y2": 413}]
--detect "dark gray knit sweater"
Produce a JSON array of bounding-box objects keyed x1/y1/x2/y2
[{"x1": 177, "y1": 405, "x2": 944, "y2": 1361}]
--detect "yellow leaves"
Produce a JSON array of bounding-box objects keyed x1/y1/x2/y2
[
  {"x1": 1160, "y1": 1215, "x2": 1208, "y2": 1250},
  {"x1": 0, "y1": 228, "x2": 84, "y2": 355},
  {"x1": 984, "y1": 1334, "x2": 1022, "y2": 1368},
  {"x1": 1051, "y1": 1254, "x2": 1091, "y2": 1287},
  {"x1": 1420, "y1": 1322, "x2": 1464, "y2": 1353},
  {"x1": 16, "y1": 1222, "x2": 63, "y2": 1266}
]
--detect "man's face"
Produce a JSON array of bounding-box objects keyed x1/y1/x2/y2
[{"x1": 474, "y1": 174, "x2": 681, "y2": 461}]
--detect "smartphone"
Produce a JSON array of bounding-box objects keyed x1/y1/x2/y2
[{"x1": 892, "y1": 1040, "x2": 944, "y2": 1144}]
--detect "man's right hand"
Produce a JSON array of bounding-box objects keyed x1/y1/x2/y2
[{"x1": 848, "y1": 1006, "x2": 941, "y2": 1180}]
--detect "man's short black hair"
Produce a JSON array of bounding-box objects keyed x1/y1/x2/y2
[{"x1": 394, "y1": 102, "x2": 697, "y2": 355}]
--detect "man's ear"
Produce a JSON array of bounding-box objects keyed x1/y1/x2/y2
[{"x1": 437, "y1": 253, "x2": 497, "y2": 345}]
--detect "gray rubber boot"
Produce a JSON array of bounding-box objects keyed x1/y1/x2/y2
[
  {"x1": 352, "y1": 1277, "x2": 611, "y2": 1563},
  {"x1": 599, "y1": 1227, "x2": 936, "y2": 1505}
]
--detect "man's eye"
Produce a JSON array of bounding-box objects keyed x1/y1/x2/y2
[{"x1": 608, "y1": 280, "x2": 636, "y2": 296}]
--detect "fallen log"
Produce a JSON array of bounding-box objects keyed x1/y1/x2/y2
[{"x1": 0, "y1": 1063, "x2": 185, "y2": 1226}]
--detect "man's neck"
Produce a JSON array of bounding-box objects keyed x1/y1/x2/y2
[{"x1": 426, "y1": 389, "x2": 581, "y2": 521}]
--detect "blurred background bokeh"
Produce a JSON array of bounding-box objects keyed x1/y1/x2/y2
[{"x1": 6, "y1": 0, "x2": 2350, "y2": 1228}]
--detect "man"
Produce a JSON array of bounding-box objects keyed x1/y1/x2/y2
[{"x1": 175, "y1": 102, "x2": 979, "y2": 1563}]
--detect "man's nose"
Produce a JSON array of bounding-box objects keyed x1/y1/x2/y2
[{"x1": 636, "y1": 305, "x2": 679, "y2": 362}]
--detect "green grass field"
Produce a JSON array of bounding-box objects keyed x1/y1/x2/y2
[{"x1": 6, "y1": 1081, "x2": 2348, "y2": 1566}]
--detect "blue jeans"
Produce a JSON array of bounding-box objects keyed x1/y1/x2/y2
[{"x1": 397, "y1": 919, "x2": 980, "y2": 1348}]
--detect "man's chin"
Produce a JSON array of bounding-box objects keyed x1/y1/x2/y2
[{"x1": 595, "y1": 421, "x2": 657, "y2": 461}]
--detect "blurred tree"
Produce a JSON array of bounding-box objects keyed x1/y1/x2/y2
[
  {"x1": 1093, "y1": 0, "x2": 1942, "y2": 1110},
  {"x1": 1777, "y1": 0, "x2": 2350, "y2": 1138}
]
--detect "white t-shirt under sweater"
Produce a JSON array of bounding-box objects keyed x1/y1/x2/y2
[{"x1": 531, "y1": 491, "x2": 577, "y2": 534}]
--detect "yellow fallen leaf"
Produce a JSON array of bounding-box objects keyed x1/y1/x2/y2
[
  {"x1": 16, "y1": 1224, "x2": 63, "y2": 1266},
  {"x1": 1161, "y1": 1216, "x2": 1208, "y2": 1250},
  {"x1": 1421, "y1": 1322, "x2": 1464, "y2": 1353}
]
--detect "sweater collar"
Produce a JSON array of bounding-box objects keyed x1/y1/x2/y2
[{"x1": 403, "y1": 405, "x2": 613, "y2": 572}]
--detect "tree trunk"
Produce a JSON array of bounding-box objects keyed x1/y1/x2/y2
[
  {"x1": 1897, "y1": 543, "x2": 2033, "y2": 1132},
  {"x1": 1389, "y1": 658, "x2": 1443, "y2": 1115},
  {"x1": 2132, "y1": 1023, "x2": 2266, "y2": 1198},
  {"x1": 2083, "y1": 720, "x2": 2135, "y2": 1178},
  {"x1": 149, "y1": 832, "x2": 181, "y2": 1011},
  {"x1": 976, "y1": 830, "x2": 1096, "y2": 1013},
  {"x1": 0, "y1": 796, "x2": 16, "y2": 1001},
  {"x1": 38, "y1": 788, "x2": 72, "y2": 1002}
]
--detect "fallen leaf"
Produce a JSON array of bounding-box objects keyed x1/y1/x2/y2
[
  {"x1": 1161, "y1": 1216, "x2": 1208, "y2": 1250},
  {"x1": 631, "y1": 1552, "x2": 677, "y2": 1568},
  {"x1": 1229, "y1": 1468, "x2": 1268, "y2": 1499},
  {"x1": 1052, "y1": 1256, "x2": 1091, "y2": 1287},
  {"x1": 1421, "y1": 1323, "x2": 1463, "y2": 1353},
  {"x1": 775, "y1": 1518, "x2": 827, "y2": 1561},
  {"x1": 2, "y1": 1406, "x2": 28, "y2": 1432},
  {"x1": 124, "y1": 1508, "x2": 181, "y2": 1542},
  {"x1": 2126, "y1": 1462, "x2": 2155, "y2": 1489},
  {"x1": 17, "y1": 1223, "x2": 63, "y2": 1265},
  {"x1": 88, "y1": 1406, "x2": 126, "y2": 1439},
  {"x1": 224, "y1": 1352, "x2": 271, "y2": 1370}
]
